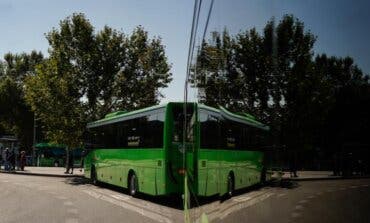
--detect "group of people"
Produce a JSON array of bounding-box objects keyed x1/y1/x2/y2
[{"x1": 1, "y1": 148, "x2": 27, "y2": 171}]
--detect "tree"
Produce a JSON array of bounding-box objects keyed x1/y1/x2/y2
[
  {"x1": 314, "y1": 54, "x2": 370, "y2": 152},
  {"x1": 0, "y1": 51, "x2": 44, "y2": 149},
  {"x1": 190, "y1": 14, "x2": 370, "y2": 168},
  {"x1": 25, "y1": 59, "x2": 85, "y2": 148},
  {"x1": 113, "y1": 26, "x2": 172, "y2": 111},
  {"x1": 24, "y1": 13, "x2": 172, "y2": 150},
  {"x1": 274, "y1": 15, "x2": 317, "y2": 153},
  {"x1": 192, "y1": 30, "x2": 233, "y2": 108}
]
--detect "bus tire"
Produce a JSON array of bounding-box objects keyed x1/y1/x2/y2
[
  {"x1": 129, "y1": 173, "x2": 138, "y2": 197},
  {"x1": 91, "y1": 166, "x2": 99, "y2": 186},
  {"x1": 227, "y1": 173, "x2": 235, "y2": 198}
]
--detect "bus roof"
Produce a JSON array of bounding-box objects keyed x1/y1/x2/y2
[
  {"x1": 87, "y1": 102, "x2": 269, "y2": 130},
  {"x1": 87, "y1": 103, "x2": 167, "y2": 128},
  {"x1": 198, "y1": 104, "x2": 269, "y2": 130}
]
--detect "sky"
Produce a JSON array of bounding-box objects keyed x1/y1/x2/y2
[{"x1": 1, "y1": 0, "x2": 369, "y2": 103}]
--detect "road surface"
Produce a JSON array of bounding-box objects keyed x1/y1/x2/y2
[{"x1": 0, "y1": 173, "x2": 369, "y2": 223}]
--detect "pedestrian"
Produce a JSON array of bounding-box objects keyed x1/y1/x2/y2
[
  {"x1": 1, "y1": 148, "x2": 7, "y2": 170},
  {"x1": 65, "y1": 150, "x2": 74, "y2": 174},
  {"x1": 4, "y1": 148, "x2": 10, "y2": 171},
  {"x1": 0, "y1": 146, "x2": 3, "y2": 170},
  {"x1": 8, "y1": 149, "x2": 15, "y2": 171},
  {"x1": 80, "y1": 157, "x2": 84, "y2": 172},
  {"x1": 80, "y1": 149, "x2": 87, "y2": 172},
  {"x1": 289, "y1": 151, "x2": 298, "y2": 178},
  {"x1": 20, "y1": 151, "x2": 26, "y2": 171},
  {"x1": 333, "y1": 152, "x2": 339, "y2": 176}
]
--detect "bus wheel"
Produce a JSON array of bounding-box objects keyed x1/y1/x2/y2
[
  {"x1": 227, "y1": 173, "x2": 234, "y2": 197},
  {"x1": 54, "y1": 161, "x2": 59, "y2": 167},
  {"x1": 91, "y1": 166, "x2": 98, "y2": 186},
  {"x1": 129, "y1": 174, "x2": 138, "y2": 197}
]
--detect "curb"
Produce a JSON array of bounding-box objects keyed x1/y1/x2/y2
[
  {"x1": 283, "y1": 175, "x2": 370, "y2": 181},
  {"x1": 0, "y1": 170, "x2": 84, "y2": 178},
  {"x1": 2, "y1": 170, "x2": 369, "y2": 181}
]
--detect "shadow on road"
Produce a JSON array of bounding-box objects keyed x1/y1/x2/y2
[
  {"x1": 64, "y1": 176, "x2": 91, "y2": 185},
  {"x1": 63, "y1": 177, "x2": 300, "y2": 210},
  {"x1": 63, "y1": 177, "x2": 184, "y2": 209},
  {"x1": 279, "y1": 179, "x2": 300, "y2": 189},
  {"x1": 187, "y1": 180, "x2": 301, "y2": 209},
  {"x1": 269, "y1": 179, "x2": 300, "y2": 189}
]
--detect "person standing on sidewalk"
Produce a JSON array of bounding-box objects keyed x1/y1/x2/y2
[
  {"x1": 20, "y1": 151, "x2": 26, "y2": 171},
  {"x1": 65, "y1": 150, "x2": 74, "y2": 174},
  {"x1": 8, "y1": 149, "x2": 15, "y2": 171},
  {"x1": 0, "y1": 146, "x2": 3, "y2": 170},
  {"x1": 289, "y1": 151, "x2": 298, "y2": 178},
  {"x1": 4, "y1": 148, "x2": 10, "y2": 171},
  {"x1": 2, "y1": 148, "x2": 8, "y2": 170}
]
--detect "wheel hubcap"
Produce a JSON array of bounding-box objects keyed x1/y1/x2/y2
[
  {"x1": 130, "y1": 176, "x2": 136, "y2": 195},
  {"x1": 228, "y1": 177, "x2": 233, "y2": 195}
]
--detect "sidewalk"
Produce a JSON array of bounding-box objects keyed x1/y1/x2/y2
[
  {"x1": 281, "y1": 171, "x2": 339, "y2": 181},
  {"x1": 281, "y1": 171, "x2": 370, "y2": 181},
  {"x1": 1, "y1": 167, "x2": 368, "y2": 181},
  {"x1": 0, "y1": 166, "x2": 84, "y2": 178}
]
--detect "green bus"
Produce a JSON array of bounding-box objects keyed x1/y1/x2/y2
[
  {"x1": 35, "y1": 143, "x2": 83, "y2": 167},
  {"x1": 84, "y1": 102, "x2": 270, "y2": 197}
]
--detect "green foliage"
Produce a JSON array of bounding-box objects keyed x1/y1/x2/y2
[
  {"x1": 25, "y1": 59, "x2": 85, "y2": 148},
  {"x1": 24, "y1": 13, "x2": 172, "y2": 148},
  {"x1": 191, "y1": 15, "x2": 370, "y2": 152},
  {"x1": 0, "y1": 51, "x2": 44, "y2": 149},
  {"x1": 2, "y1": 51, "x2": 44, "y2": 81}
]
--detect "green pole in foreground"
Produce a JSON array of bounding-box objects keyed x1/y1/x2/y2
[
  {"x1": 184, "y1": 173, "x2": 209, "y2": 223},
  {"x1": 184, "y1": 173, "x2": 190, "y2": 223}
]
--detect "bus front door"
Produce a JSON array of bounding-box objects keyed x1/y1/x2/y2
[{"x1": 168, "y1": 103, "x2": 197, "y2": 196}]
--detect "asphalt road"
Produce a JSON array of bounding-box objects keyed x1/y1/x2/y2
[
  {"x1": 211, "y1": 179, "x2": 370, "y2": 223},
  {"x1": 0, "y1": 174, "x2": 182, "y2": 223},
  {"x1": 0, "y1": 173, "x2": 369, "y2": 223}
]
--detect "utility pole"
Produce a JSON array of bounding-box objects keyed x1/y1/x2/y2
[{"x1": 32, "y1": 112, "x2": 37, "y2": 166}]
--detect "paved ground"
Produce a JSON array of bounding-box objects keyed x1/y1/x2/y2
[
  {"x1": 0, "y1": 173, "x2": 369, "y2": 223},
  {"x1": 208, "y1": 179, "x2": 370, "y2": 223},
  {"x1": 0, "y1": 167, "x2": 343, "y2": 180},
  {"x1": 0, "y1": 166, "x2": 84, "y2": 177},
  {"x1": 0, "y1": 174, "x2": 182, "y2": 223},
  {"x1": 282, "y1": 171, "x2": 339, "y2": 180}
]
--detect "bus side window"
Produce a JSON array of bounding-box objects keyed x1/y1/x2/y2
[
  {"x1": 115, "y1": 124, "x2": 125, "y2": 148},
  {"x1": 104, "y1": 124, "x2": 117, "y2": 148},
  {"x1": 224, "y1": 120, "x2": 236, "y2": 149},
  {"x1": 127, "y1": 118, "x2": 140, "y2": 147},
  {"x1": 200, "y1": 112, "x2": 221, "y2": 149},
  {"x1": 146, "y1": 113, "x2": 164, "y2": 148}
]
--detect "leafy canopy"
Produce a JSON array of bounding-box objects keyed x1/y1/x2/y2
[
  {"x1": 24, "y1": 13, "x2": 172, "y2": 148},
  {"x1": 190, "y1": 15, "x2": 370, "y2": 151},
  {"x1": 0, "y1": 51, "x2": 44, "y2": 148}
]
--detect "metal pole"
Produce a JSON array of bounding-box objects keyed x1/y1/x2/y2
[{"x1": 32, "y1": 112, "x2": 36, "y2": 166}]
